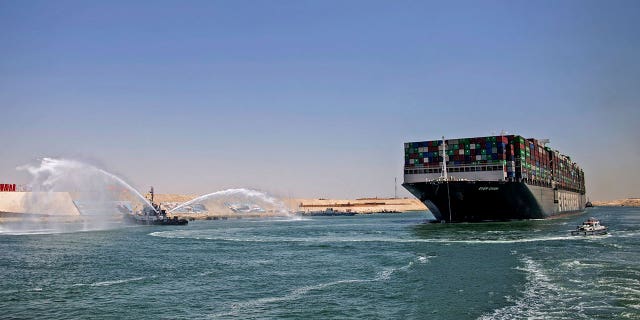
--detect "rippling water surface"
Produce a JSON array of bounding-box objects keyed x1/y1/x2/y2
[{"x1": 1, "y1": 207, "x2": 638, "y2": 319}]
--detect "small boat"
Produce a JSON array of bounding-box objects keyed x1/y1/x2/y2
[
  {"x1": 585, "y1": 198, "x2": 593, "y2": 208},
  {"x1": 571, "y1": 217, "x2": 607, "y2": 236}
]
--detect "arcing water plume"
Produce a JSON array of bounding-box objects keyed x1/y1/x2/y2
[
  {"x1": 1, "y1": 158, "x2": 154, "y2": 234},
  {"x1": 18, "y1": 158, "x2": 155, "y2": 212},
  {"x1": 169, "y1": 188, "x2": 291, "y2": 215}
]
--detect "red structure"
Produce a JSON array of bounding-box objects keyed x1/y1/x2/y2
[{"x1": 0, "y1": 184, "x2": 17, "y2": 192}]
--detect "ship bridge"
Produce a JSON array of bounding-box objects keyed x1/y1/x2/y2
[{"x1": 404, "y1": 163, "x2": 508, "y2": 183}]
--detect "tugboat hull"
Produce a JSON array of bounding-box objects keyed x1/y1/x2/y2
[
  {"x1": 123, "y1": 214, "x2": 188, "y2": 225},
  {"x1": 570, "y1": 228, "x2": 607, "y2": 236}
]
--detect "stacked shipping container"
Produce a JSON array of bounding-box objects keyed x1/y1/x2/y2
[
  {"x1": 404, "y1": 136, "x2": 511, "y2": 167},
  {"x1": 404, "y1": 135, "x2": 585, "y2": 193}
]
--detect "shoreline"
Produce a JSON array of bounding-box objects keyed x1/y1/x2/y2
[
  {"x1": 153, "y1": 194, "x2": 428, "y2": 215},
  {"x1": 2, "y1": 192, "x2": 638, "y2": 220},
  {"x1": 591, "y1": 198, "x2": 640, "y2": 207}
]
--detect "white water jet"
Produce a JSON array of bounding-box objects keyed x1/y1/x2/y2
[
  {"x1": 169, "y1": 188, "x2": 291, "y2": 215},
  {"x1": 18, "y1": 158, "x2": 155, "y2": 212},
  {"x1": 1, "y1": 158, "x2": 155, "y2": 234}
]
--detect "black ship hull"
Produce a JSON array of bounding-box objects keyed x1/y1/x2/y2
[{"x1": 403, "y1": 181, "x2": 585, "y2": 222}]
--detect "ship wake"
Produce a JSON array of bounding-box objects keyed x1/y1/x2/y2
[{"x1": 479, "y1": 256, "x2": 587, "y2": 320}]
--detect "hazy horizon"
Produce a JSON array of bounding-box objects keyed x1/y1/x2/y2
[{"x1": 1, "y1": 1, "x2": 639, "y2": 201}]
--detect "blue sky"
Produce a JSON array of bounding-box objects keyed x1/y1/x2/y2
[{"x1": 1, "y1": 0, "x2": 638, "y2": 200}]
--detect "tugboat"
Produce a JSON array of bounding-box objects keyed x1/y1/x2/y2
[
  {"x1": 585, "y1": 198, "x2": 593, "y2": 208},
  {"x1": 124, "y1": 187, "x2": 188, "y2": 226},
  {"x1": 571, "y1": 217, "x2": 607, "y2": 236}
]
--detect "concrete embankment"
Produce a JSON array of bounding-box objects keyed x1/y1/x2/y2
[{"x1": 0, "y1": 192, "x2": 80, "y2": 215}]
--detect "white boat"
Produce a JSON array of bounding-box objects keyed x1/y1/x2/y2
[{"x1": 571, "y1": 217, "x2": 607, "y2": 236}]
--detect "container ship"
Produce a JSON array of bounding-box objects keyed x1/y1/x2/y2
[{"x1": 402, "y1": 135, "x2": 586, "y2": 222}]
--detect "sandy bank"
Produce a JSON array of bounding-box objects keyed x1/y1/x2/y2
[
  {"x1": 151, "y1": 195, "x2": 428, "y2": 214},
  {"x1": 592, "y1": 199, "x2": 640, "y2": 207},
  {"x1": 286, "y1": 198, "x2": 427, "y2": 214},
  {"x1": 154, "y1": 195, "x2": 427, "y2": 218},
  {"x1": 0, "y1": 192, "x2": 428, "y2": 221}
]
